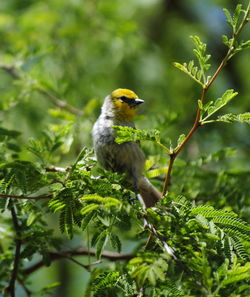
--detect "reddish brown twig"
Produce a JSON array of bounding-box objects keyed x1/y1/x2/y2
[
  {"x1": 0, "y1": 65, "x2": 84, "y2": 116},
  {"x1": 23, "y1": 248, "x2": 134, "y2": 275},
  {"x1": 162, "y1": 3, "x2": 250, "y2": 196}
]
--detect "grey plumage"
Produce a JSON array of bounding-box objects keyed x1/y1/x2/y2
[{"x1": 92, "y1": 92, "x2": 161, "y2": 208}]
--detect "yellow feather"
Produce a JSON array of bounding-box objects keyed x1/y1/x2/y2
[
  {"x1": 111, "y1": 88, "x2": 139, "y2": 121},
  {"x1": 113, "y1": 99, "x2": 137, "y2": 121},
  {"x1": 111, "y1": 88, "x2": 138, "y2": 100}
]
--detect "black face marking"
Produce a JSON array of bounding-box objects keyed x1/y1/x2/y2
[
  {"x1": 117, "y1": 96, "x2": 144, "y2": 107},
  {"x1": 119, "y1": 96, "x2": 132, "y2": 104}
]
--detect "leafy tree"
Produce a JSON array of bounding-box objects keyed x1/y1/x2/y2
[{"x1": 0, "y1": 1, "x2": 250, "y2": 297}]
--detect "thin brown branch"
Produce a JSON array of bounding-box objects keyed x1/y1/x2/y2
[
  {"x1": 5, "y1": 204, "x2": 22, "y2": 297},
  {"x1": 0, "y1": 65, "x2": 20, "y2": 78},
  {"x1": 36, "y1": 86, "x2": 84, "y2": 116},
  {"x1": 162, "y1": 88, "x2": 207, "y2": 196},
  {"x1": 61, "y1": 253, "x2": 91, "y2": 271},
  {"x1": 0, "y1": 64, "x2": 84, "y2": 116},
  {"x1": 23, "y1": 248, "x2": 134, "y2": 275},
  {"x1": 143, "y1": 215, "x2": 209, "y2": 293},
  {"x1": 174, "y1": 86, "x2": 207, "y2": 156},
  {"x1": 17, "y1": 279, "x2": 32, "y2": 297},
  {"x1": 162, "y1": 2, "x2": 250, "y2": 196},
  {"x1": 162, "y1": 89, "x2": 207, "y2": 196},
  {"x1": 162, "y1": 154, "x2": 176, "y2": 196},
  {"x1": 0, "y1": 193, "x2": 52, "y2": 200}
]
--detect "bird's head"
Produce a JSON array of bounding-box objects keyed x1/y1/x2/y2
[{"x1": 110, "y1": 88, "x2": 144, "y2": 121}]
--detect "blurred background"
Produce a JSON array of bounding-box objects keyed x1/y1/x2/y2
[{"x1": 0, "y1": 0, "x2": 249, "y2": 296}]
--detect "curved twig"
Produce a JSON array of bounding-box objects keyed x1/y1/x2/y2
[
  {"x1": 23, "y1": 248, "x2": 134, "y2": 275},
  {"x1": 0, "y1": 65, "x2": 84, "y2": 116}
]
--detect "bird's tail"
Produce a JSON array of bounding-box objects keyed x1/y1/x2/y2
[{"x1": 138, "y1": 177, "x2": 162, "y2": 208}]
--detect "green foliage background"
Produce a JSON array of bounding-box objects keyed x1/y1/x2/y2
[{"x1": 0, "y1": 0, "x2": 250, "y2": 296}]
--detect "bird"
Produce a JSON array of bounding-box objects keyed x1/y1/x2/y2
[{"x1": 92, "y1": 88, "x2": 162, "y2": 208}]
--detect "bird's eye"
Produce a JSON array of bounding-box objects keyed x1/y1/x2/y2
[{"x1": 119, "y1": 96, "x2": 130, "y2": 103}]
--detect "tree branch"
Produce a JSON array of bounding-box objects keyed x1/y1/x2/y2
[
  {"x1": 46, "y1": 166, "x2": 68, "y2": 172},
  {"x1": 35, "y1": 86, "x2": 84, "y2": 116},
  {"x1": 0, "y1": 65, "x2": 19, "y2": 78},
  {"x1": 162, "y1": 154, "x2": 176, "y2": 196},
  {"x1": 143, "y1": 214, "x2": 208, "y2": 293},
  {"x1": 5, "y1": 204, "x2": 22, "y2": 297},
  {"x1": 162, "y1": 2, "x2": 250, "y2": 196},
  {"x1": 17, "y1": 279, "x2": 32, "y2": 297},
  {"x1": 23, "y1": 248, "x2": 134, "y2": 275},
  {"x1": 0, "y1": 64, "x2": 84, "y2": 116},
  {"x1": 143, "y1": 216, "x2": 177, "y2": 260},
  {"x1": 0, "y1": 193, "x2": 52, "y2": 200}
]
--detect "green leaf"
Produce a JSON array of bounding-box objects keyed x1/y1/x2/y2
[
  {"x1": 190, "y1": 35, "x2": 211, "y2": 80},
  {"x1": 110, "y1": 233, "x2": 121, "y2": 253},
  {"x1": 96, "y1": 230, "x2": 108, "y2": 259},
  {"x1": 39, "y1": 282, "x2": 61, "y2": 295},
  {"x1": 231, "y1": 237, "x2": 249, "y2": 260},
  {"x1": 6, "y1": 142, "x2": 21, "y2": 152},
  {"x1": 198, "y1": 99, "x2": 203, "y2": 109},
  {"x1": 188, "y1": 60, "x2": 194, "y2": 71},
  {"x1": 176, "y1": 134, "x2": 185, "y2": 149},
  {"x1": 216, "y1": 113, "x2": 250, "y2": 124},
  {"x1": 81, "y1": 204, "x2": 99, "y2": 216},
  {"x1": 222, "y1": 35, "x2": 233, "y2": 48},
  {"x1": 128, "y1": 253, "x2": 168, "y2": 286},
  {"x1": 27, "y1": 213, "x2": 38, "y2": 226},
  {"x1": 223, "y1": 8, "x2": 234, "y2": 29},
  {"x1": 173, "y1": 62, "x2": 204, "y2": 86},
  {"x1": 81, "y1": 194, "x2": 121, "y2": 207},
  {"x1": 239, "y1": 40, "x2": 250, "y2": 50},
  {"x1": 81, "y1": 211, "x2": 97, "y2": 231},
  {"x1": 173, "y1": 35, "x2": 211, "y2": 86},
  {"x1": 213, "y1": 216, "x2": 250, "y2": 233},
  {"x1": 0, "y1": 127, "x2": 21, "y2": 138},
  {"x1": 146, "y1": 167, "x2": 166, "y2": 179},
  {"x1": 223, "y1": 4, "x2": 243, "y2": 33},
  {"x1": 201, "y1": 89, "x2": 238, "y2": 121},
  {"x1": 222, "y1": 262, "x2": 250, "y2": 286},
  {"x1": 233, "y1": 4, "x2": 243, "y2": 23},
  {"x1": 113, "y1": 126, "x2": 161, "y2": 144},
  {"x1": 190, "y1": 206, "x2": 237, "y2": 218}
]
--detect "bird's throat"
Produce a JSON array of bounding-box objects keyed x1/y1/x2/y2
[{"x1": 113, "y1": 100, "x2": 137, "y2": 121}]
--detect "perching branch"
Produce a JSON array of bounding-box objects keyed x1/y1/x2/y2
[
  {"x1": 0, "y1": 64, "x2": 84, "y2": 116},
  {"x1": 143, "y1": 214, "x2": 208, "y2": 293},
  {"x1": 23, "y1": 248, "x2": 134, "y2": 275},
  {"x1": 162, "y1": 2, "x2": 250, "y2": 196},
  {"x1": 143, "y1": 216, "x2": 177, "y2": 260},
  {"x1": 46, "y1": 166, "x2": 68, "y2": 172}
]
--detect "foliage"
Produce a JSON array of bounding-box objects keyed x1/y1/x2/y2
[
  {"x1": 173, "y1": 35, "x2": 211, "y2": 87},
  {"x1": 0, "y1": 1, "x2": 250, "y2": 297}
]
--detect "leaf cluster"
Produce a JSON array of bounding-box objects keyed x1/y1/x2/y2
[
  {"x1": 0, "y1": 1, "x2": 249, "y2": 297},
  {"x1": 173, "y1": 35, "x2": 211, "y2": 87}
]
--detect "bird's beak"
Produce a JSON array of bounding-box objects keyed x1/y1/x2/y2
[{"x1": 134, "y1": 98, "x2": 144, "y2": 105}]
